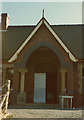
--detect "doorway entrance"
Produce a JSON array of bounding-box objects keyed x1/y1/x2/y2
[
  {"x1": 34, "y1": 73, "x2": 46, "y2": 103},
  {"x1": 25, "y1": 46, "x2": 61, "y2": 104}
]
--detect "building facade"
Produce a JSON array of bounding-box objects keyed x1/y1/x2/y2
[{"x1": 1, "y1": 13, "x2": 84, "y2": 108}]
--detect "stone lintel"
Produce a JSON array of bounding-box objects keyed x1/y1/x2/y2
[{"x1": 1, "y1": 64, "x2": 14, "y2": 69}]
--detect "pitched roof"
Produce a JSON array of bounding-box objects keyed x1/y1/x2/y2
[
  {"x1": 52, "y1": 25, "x2": 83, "y2": 60},
  {"x1": 2, "y1": 26, "x2": 34, "y2": 60},
  {"x1": 2, "y1": 19, "x2": 83, "y2": 62}
]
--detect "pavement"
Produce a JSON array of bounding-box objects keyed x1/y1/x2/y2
[{"x1": 5, "y1": 109, "x2": 83, "y2": 119}]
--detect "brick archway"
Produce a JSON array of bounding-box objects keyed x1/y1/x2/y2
[
  {"x1": 15, "y1": 41, "x2": 72, "y2": 68},
  {"x1": 25, "y1": 46, "x2": 61, "y2": 104}
]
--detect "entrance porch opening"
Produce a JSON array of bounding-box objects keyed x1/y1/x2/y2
[{"x1": 25, "y1": 46, "x2": 61, "y2": 104}]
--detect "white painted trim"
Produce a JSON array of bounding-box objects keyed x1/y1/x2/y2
[
  {"x1": 8, "y1": 20, "x2": 43, "y2": 62},
  {"x1": 8, "y1": 18, "x2": 78, "y2": 63},
  {"x1": 44, "y1": 20, "x2": 78, "y2": 62}
]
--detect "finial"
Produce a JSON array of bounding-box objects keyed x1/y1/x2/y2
[{"x1": 42, "y1": 9, "x2": 44, "y2": 18}]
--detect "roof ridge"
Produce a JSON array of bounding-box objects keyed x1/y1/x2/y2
[
  {"x1": 9, "y1": 25, "x2": 35, "y2": 26},
  {"x1": 8, "y1": 24, "x2": 83, "y2": 27},
  {"x1": 51, "y1": 24, "x2": 83, "y2": 26}
]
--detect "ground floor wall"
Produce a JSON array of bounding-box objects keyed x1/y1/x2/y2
[
  {"x1": 6, "y1": 67, "x2": 82, "y2": 108},
  {"x1": 2, "y1": 62, "x2": 83, "y2": 108}
]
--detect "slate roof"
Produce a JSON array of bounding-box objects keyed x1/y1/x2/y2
[{"x1": 2, "y1": 24, "x2": 83, "y2": 60}]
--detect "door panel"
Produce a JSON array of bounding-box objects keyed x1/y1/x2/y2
[{"x1": 34, "y1": 73, "x2": 46, "y2": 103}]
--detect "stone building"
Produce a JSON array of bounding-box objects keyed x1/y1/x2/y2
[{"x1": 1, "y1": 13, "x2": 84, "y2": 108}]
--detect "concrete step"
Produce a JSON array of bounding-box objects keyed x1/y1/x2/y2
[{"x1": 9, "y1": 103, "x2": 60, "y2": 109}]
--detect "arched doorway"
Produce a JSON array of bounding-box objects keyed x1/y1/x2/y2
[{"x1": 25, "y1": 46, "x2": 61, "y2": 104}]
